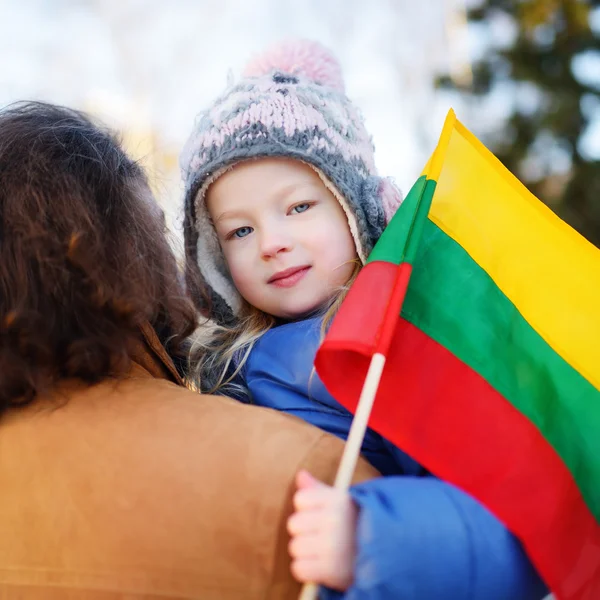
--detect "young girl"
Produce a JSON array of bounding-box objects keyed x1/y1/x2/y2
[{"x1": 180, "y1": 40, "x2": 548, "y2": 600}]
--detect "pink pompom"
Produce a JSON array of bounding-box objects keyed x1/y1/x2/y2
[{"x1": 243, "y1": 39, "x2": 345, "y2": 93}]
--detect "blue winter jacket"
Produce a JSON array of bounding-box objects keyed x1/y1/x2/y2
[{"x1": 240, "y1": 317, "x2": 548, "y2": 600}]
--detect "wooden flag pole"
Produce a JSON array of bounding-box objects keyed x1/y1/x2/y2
[
  {"x1": 298, "y1": 264, "x2": 417, "y2": 600},
  {"x1": 298, "y1": 265, "x2": 412, "y2": 600},
  {"x1": 298, "y1": 353, "x2": 387, "y2": 600}
]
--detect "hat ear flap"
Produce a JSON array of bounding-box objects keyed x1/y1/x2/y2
[{"x1": 378, "y1": 177, "x2": 403, "y2": 223}]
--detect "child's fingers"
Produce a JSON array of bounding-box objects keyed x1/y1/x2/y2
[
  {"x1": 287, "y1": 508, "x2": 322, "y2": 536},
  {"x1": 288, "y1": 531, "x2": 321, "y2": 560},
  {"x1": 293, "y1": 486, "x2": 335, "y2": 511},
  {"x1": 290, "y1": 557, "x2": 326, "y2": 584}
]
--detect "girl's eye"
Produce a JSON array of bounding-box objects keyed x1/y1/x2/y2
[
  {"x1": 290, "y1": 203, "x2": 312, "y2": 214},
  {"x1": 229, "y1": 226, "x2": 253, "y2": 239}
]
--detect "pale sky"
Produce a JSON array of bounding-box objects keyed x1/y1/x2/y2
[
  {"x1": 2, "y1": 0, "x2": 598, "y2": 235},
  {"x1": 1, "y1": 0, "x2": 468, "y2": 228}
]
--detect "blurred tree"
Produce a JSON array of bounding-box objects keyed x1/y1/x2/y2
[{"x1": 439, "y1": 0, "x2": 600, "y2": 246}]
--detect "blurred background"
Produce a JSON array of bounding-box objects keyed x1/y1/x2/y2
[{"x1": 2, "y1": 0, "x2": 599, "y2": 246}]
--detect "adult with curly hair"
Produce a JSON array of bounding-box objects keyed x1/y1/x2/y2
[{"x1": 0, "y1": 102, "x2": 377, "y2": 599}]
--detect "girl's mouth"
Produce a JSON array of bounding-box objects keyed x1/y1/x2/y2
[{"x1": 268, "y1": 265, "x2": 311, "y2": 288}]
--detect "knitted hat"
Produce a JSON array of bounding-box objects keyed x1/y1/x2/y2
[{"x1": 181, "y1": 39, "x2": 402, "y2": 325}]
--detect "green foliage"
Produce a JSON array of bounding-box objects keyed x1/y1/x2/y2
[{"x1": 439, "y1": 0, "x2": 600, "y2": 246}]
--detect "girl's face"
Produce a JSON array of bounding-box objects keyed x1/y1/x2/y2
[{"x1": 206, "y1": 157, "x2": 358, "y2": 320}]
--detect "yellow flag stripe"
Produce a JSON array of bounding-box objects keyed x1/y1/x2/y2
[
  {"x1": 424, "y1": 113, "x2": 600, "y2": 392},
  {"x1": 425, "y1": 109, "x2": 456, "y2": 181}
]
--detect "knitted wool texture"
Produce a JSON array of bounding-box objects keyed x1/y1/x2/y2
[{"x1": 181, "y1": 39, "x2": 402, "y2": 325}]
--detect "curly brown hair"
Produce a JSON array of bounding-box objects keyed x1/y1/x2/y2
[{"x1": 0, "y1": 102, "x2": 197, "y2": 415}]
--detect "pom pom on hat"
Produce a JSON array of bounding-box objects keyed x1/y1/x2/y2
[{"x1": 243, "y1": 39, "x2": 345, "y2": 93}]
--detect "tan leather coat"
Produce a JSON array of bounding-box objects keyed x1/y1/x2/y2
[{"x1": 0, "y1": 325, "x2": 377, "y2": 599}]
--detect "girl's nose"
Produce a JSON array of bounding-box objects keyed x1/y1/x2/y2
[{"x1": 259, "y1": 229, "x2": 293, "y2": 259}]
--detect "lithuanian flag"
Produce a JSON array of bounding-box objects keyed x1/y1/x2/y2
[{"x1": 315, "y1": 109, "x2": 600, "y2": 600}]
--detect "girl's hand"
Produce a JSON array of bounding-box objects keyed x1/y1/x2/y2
[{"x1": 287, "y1": 470, "x2": 358, "y2": 591}]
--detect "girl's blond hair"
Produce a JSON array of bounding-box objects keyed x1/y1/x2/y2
[{"x1": 188, "y1": 261, "x2": 360, "y2": 398}]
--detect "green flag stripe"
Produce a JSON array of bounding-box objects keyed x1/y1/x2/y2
[
  {"x1": 368, "y1": 175, "x2": 431, "y2": 266},
  {"x1": 402, "y1": 219, "x2": 600, "y2": 522}
]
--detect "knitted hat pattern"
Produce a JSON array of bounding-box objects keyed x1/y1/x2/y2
[{"x1": 181, "y1": 39, "x2": 402, "y2": 325}]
